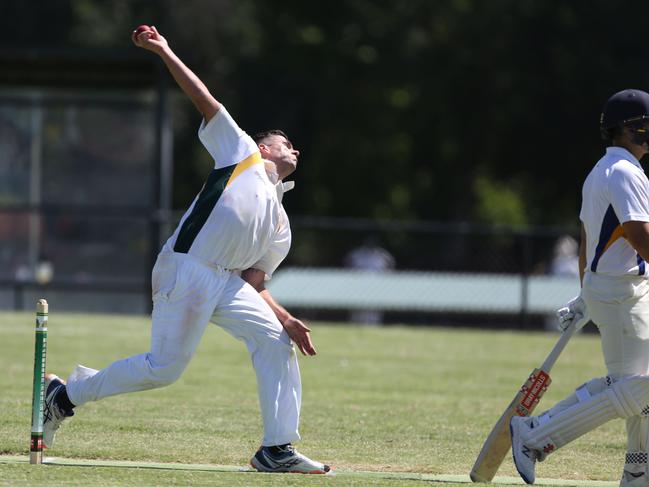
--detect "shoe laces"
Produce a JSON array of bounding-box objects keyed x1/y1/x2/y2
[
  {"x1": 264, "y1": 444, "x2": 297, "y2": 461},
  {"x1": 44, "y1": 386, "x2": 73, "y2": 424},
  {"x1": 279, "y1": 445, "x2": 295, "y2": 454}
]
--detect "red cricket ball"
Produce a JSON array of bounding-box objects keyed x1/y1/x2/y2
[{"x1": 132, "y1": 24, "x2": 152, "y2": 43}]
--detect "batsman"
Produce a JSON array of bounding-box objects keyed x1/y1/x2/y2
[
  {"x1": 40, "y1": 25, "x2": 331, "y2": 474},
  {"x1": 511, "y1": 89, "x2": 649, "y2": 486}
]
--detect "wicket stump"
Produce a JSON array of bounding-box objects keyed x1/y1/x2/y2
[{"x1": 30, "y1": 299, "x2": 48, "y2": 464}]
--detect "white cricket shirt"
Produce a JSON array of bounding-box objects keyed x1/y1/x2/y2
[
  {"x1": 580, "y1": 146, "x2": 649, "y2": 276},
  {"x1": 162, "y1": 106, "x2": 292, "y2": 277}
]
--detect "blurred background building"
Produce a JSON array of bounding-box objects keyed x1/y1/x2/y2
[{"x1": 1, "y1": 0, "x2": 645, "y2": 327}]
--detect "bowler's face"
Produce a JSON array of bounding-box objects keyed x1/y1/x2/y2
[{"x1": 262, "y1": 135, "x2": 300, "y2": 178}]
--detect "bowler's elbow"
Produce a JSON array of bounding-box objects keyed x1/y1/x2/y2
[{"x1": 195, "y1": 95, "x2": 220, "y2": 123}]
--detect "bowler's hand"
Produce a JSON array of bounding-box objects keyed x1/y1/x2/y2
[
  {"x1": 132, "y1": 25, "x2": 168, "y2": 54},
  {"x1": 283, "y1": 317, "x2": 317, "y2": 356},
  {"x1": 556, "y1": 295, "x2": 589, "y2": 332}
]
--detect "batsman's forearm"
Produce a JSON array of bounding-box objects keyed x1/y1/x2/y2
[{"x1": 157, "y1": 46, "x2": 220, "y2": 121}]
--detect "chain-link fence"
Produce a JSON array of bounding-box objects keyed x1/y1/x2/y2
[
  {"x1": 0, "y1": 204, "x2": 581, "y2": 328},
  {"x1": 274, "y1": 218, "x2": 581, "y2": 328},
  {"x1": 0, "y1": 59, "x2": 171, "y2": 314}
]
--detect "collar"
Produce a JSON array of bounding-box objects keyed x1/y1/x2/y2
[
  {"x1": 276, "y1": 180, "x2": 295, "y2": 203},
  {"x1": 263, "y1": 162, "x2": 295, "y2": 202},
  {"x1": 606, "y1": 146, "x2": 642, "y2": 168}
]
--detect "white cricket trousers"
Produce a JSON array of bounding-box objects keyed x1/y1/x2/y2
[
  {"x1": 66, "y1": 251, "x2": 302, "y2": 447},
  {"x1": 582, "y1": 271, "x2": 649, "y2": 377},
  {"x1": 582, "y1": 271, "x2": 649, "y2": 454}
]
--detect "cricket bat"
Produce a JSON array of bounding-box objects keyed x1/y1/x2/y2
[{"x1": 469, "y1": 317, "x2": 582, "y2": 483}]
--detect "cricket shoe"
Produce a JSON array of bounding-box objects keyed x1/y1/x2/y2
[
  {"x1": 620, "y1": 471, "x2": 649, "y2": 487},
  {"x1": 43, "y1": 374, "x2": 74, "y2": 448},
  {"x1": 510, "y1": 416, "x2": 542, "y2": 484},
  {"x1": 250, "y1": 444, "x2": 332, "y2": 474}
]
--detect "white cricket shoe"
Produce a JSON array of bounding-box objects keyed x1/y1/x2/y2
[
  {"x1": 511, "y1": 416, "x2": 541, "y2": 484},
  {"x1": 250, "y1": 445, "x2": 332, "y2": 474},
  {"x1": 43, "y1": 374, "x2": 74, "y2": 448},
  {"x1": 620, "y1": 471, "x2": 649, "y2": 487}
]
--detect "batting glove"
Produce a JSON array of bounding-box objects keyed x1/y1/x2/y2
[{"x1": 556, "y1": 295, "x2": 589, "y2": 332}]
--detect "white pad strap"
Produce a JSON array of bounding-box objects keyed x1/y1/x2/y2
[
  {"x1": 537, "y1": 412, "x2": 551, "y2": 426},
  {"x1": 575, "y1": 384, "x2": 591, "y2": 402}
]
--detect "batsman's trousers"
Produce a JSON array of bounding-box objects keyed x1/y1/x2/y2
[
  {"x1": 582, "y1": 270, "x2": 649, "y2": 453},
  {"x1": 66, "y1": 251, "x2": 302, "y2": 447}
]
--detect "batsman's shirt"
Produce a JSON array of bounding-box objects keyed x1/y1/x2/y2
[
  {"x1": 580, "y1": 146, "x2": 649, "y2": 277},
  {"x1": 162, "y1": 106, "x2": 291, "y2": 277}
]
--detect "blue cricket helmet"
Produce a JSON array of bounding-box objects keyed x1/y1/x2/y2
[{"x1": 600, "y1": 89, "x2": 649, "y2": 142}]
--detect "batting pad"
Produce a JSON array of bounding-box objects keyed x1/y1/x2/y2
[
  {"x1": 536, "y1": 377, "x2": 612, "y2": 427},
  {"x1": 525, "y1": 376, "x2": 649, "y2": 453}
]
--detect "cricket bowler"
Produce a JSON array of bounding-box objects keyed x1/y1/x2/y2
[{"x1": 41, "y1": 25, "x2": 331, "y2": 474}]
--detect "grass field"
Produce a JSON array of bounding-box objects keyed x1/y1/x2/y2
[{"x1": 0, "y1": 311, "x2": 623, "y2": 486}]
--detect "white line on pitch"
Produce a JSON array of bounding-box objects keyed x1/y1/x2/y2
[{"x1": 0, "y1": 455, "x2": 617, "y2": 485}]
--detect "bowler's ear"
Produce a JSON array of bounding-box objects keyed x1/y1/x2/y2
[{"x1": 258, "y1": 143, "x2": 269, "y2": 154}]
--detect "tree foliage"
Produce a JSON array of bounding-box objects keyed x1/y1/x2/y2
[{"x1": 2, "y1": 0, "x2": 649, "y2": 227}]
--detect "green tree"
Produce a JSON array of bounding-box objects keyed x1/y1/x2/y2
[{"x1": 3, "y1": 0, "x2": 649, "y2": 227}]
